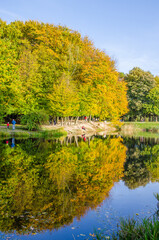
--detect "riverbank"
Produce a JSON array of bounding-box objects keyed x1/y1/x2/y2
[
  {"x1": 43, "y1": 120, "x2": 116, "y2": 136},
  {"x1": 120, "y1": 122, "x2": 159, "y2": 138},
  {"x1": 0, "y1": 125, "x2": 67, "y2": 139},
  {"x1": 0, "y1": 121, "x2": 116, "y2": 139},
  {"x1": 95, "y1": 192, "x2": 159, "y2": 239},
  {"x1": 96, "y1": 217, "x2": 159, "y2": 239},
  {"x1": 1, "y1": 121, "x2": 159, "y2": 139}
]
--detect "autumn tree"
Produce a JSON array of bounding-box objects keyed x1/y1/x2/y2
[
  {"x1": 47, "y1": 74, "x2": 79, "y2": 125},
  {"x1": 0, "y1": 30, "x2": 19, "y2": 119},
  {"x1": 0, "y1": 19, "x2": 128, "y2": 124}
]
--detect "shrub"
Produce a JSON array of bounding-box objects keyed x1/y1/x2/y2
[{"x1": 21, "y1": 111, "x2": 49, "y2": 131}]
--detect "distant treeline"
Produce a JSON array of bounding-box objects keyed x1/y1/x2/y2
[{"x1": 0, "y1": 19, "x2": 128, "y2": 126}]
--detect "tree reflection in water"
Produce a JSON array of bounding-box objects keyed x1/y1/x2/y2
[
  {"x1": 0, "y1": 136, "x2": 126, "y2": 234},
  {"x1": 0, "y1": 135, "x2": 158, "y2": 235},
  {"x1": 123, "y1": 137, "x2": 159, "y2": 189}
]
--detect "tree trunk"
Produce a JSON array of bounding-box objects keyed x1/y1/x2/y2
[
  {"x1": 64, "y1": 117, "x2": 67, "y2": 125},
  {"x1": 75, "y1": 116, "x2": 79, "y2": 124},
  {"x1": 149, "y1": 115, "x2": 151, "y2": 122},
  {"x1": 61, "y1": 117, "x2": 63, "y2": 126},
  {"x1": 70, "y1": 116, "x2": 73, "y2": 125},
  {"x1": 75, "y1": 136, "x2": 78, "y2": 147},
  {"x1": 88, "y1": 136, "x2": 90, "y2": 147}
]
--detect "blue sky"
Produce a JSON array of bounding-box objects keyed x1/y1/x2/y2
[{"x1": 0, "y1": 0, "x2": 159, "y2": 75}]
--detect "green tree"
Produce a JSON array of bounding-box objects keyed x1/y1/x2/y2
[
  {"x1": 124, "y1": 67, "x2": 155, "y2": 121},
  {"x1": 143, "y1": 87, "x2": 159, "y2": 121},
  {"x1": 0, "y1": 38, "x2": 19, "y2": 117},
  {"x1": 47, "y1": 74, "x2": 79, "y2": 124}
]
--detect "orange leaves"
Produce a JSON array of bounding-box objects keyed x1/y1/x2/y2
[{"x1": 0, "y1": 19, "x2": 128, "y2": 120}]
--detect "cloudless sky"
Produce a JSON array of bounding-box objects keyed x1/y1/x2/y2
[{"x1": 0, "y1": 0, "x2": 159, "y2": 75}]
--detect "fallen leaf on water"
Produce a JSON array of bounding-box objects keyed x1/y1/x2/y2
[{"x1": 89, "y1": 233, "x2": 96, "y2": 237}]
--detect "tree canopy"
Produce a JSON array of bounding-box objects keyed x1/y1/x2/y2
[
  {"x1": 124, "y1": 67, "x2": 159, "y2": 121},
  {"x1": 0, "y1": 19, "x2": 128, "y2": 123}
]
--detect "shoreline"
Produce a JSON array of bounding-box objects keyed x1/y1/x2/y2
[
  {"x1": 43, "y1": 121, "x2": 116, "y2": 136},
  {"x1": 0, "y1": 121, "x2": 116, "y2": 139},
  {"x1": 121, "y1": 122, "x2": 159, "y2": 138},
  {"x1": 1, "y1": 121, "x2": 159, "y2": 139}
]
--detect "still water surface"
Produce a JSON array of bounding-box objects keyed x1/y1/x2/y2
[{"x1": 0, "y1": 136, "x2": 159, "y2": 239}]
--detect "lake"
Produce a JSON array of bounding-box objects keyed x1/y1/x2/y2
[{"x1": 0, "y1": 135, "x2": 159, "y2": 240}]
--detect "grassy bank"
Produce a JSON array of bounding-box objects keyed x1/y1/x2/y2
[
  {"x1": 95, "y1": 217, "x2": 159, "y2": 240},
  {"x1": 121, "y1": 122, "x2": 159, "y2": 138},
  {"x1": 0, "y1": 125, "x2": 67, "y2": 139}
]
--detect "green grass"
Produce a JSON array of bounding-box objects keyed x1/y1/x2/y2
[
  {"x1": 0, "y1": 126, "x2": 67, "y2": 139},
  {"x1": 134, "y1": 131, "x2": 159, "y2": 138},
  {"x1": 154, "y1": 193, "x2": 159, "y2": 201},
  {"x1": 121, "y1": 122, "x2": 159, "y2": 138},
  {"x1": 124, "y1": 122, "x2": 159, "y2": 129},
  {"x1": 112, "y1": 217, "x2": 159, "y2": 240},
  {"x1": 0, "y1": 131, "x2": 10, "y2": 137},
  {"x1": 95, "y1": 192, "x2": 159, "y2": 240},
  {"x1": 1, "y1": 124, "x2": 27, "y2": 130},
  {"x1": 95, "y1": 217, "x2": 159, "y2": 240},
  {"x1": 29, "y1": 129, "x2": 67, "y2": 138}
]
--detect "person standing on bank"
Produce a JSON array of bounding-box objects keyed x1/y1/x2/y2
[{"x1": 12, "y1": 119, "x2": 16, "y2": 130}]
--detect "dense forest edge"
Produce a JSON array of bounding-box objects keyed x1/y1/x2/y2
[
  {"x1": 0, "y1": 19, "x2": 159, "y2": 133},
  {"x1": 0, "y1": 19, "x2": 159, "y2": 135},
  {"x1": 0, "y1": 19, "x2": 128, "y2": 131}
]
